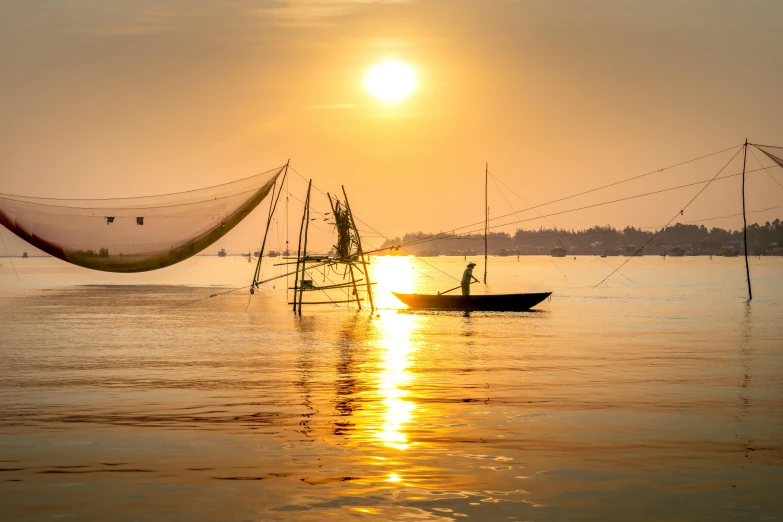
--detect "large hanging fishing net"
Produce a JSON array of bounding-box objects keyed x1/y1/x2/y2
[
  {"x1": 755, "y1": 144, "x2": 783, "y2": 170},
  {"x1": 0, "y1": 165, "x2": 284, "y2": 272}
]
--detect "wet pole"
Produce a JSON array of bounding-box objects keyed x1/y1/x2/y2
[
  {"x1": 252, "y1": 161, "x2": 289, "y2": 288},
  {"x1": 298, "y1": 180, "x2": 313, "y2": 315},
  {"x1": 741, "y1": 139, "x2": 752, "y2": 300},
  {"x1": 293, "y1": 180, "x2": 309, "y2": 312},
  {"x1": 484, "y1": 163, "x2": 488, "y2": 284}
]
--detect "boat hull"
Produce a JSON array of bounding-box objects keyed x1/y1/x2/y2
[{"x1": 392, "y1": 292, "x2": 551, "y2": 312}]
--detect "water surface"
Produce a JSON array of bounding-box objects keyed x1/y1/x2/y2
[{"x1": 1, "y1": 256, "x2": 782, "y2": 521}]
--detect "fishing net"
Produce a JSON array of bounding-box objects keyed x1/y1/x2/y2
[
  {"x1": 755, "y1": 144, "x2": 783, "y2": 170},
  {"x1": 0, "y1": 166, "x2": 284, "y2": 272}
]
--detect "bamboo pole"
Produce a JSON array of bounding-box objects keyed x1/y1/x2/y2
[
  {"x1": 342, "y1": 186, "x2": 375, "y2": 314},
  {"x1": 298, "y1": 180, "x2": 313, "y2": 315},
  {"x1": 293, "y1": 180, "x2": 309, "y2": 312},
  {"x1": 741, "y1": 139, "x2": 752, "y2": 300},
  {"x1": 484, "y1": 162, "x2": 488, "y2": 284},
  {"x1": 252, "y1": 162, "x2": 289, "y2": 286}
]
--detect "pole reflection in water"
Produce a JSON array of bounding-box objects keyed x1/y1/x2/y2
[
  {"x1": 333, "y1": 317, "x2": 361, "y2": 438},
  {"x1": 737, "y1": 301, "x2": 755, "y2": 461}
]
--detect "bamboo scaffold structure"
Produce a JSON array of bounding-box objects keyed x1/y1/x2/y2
[{"x1": 251, "y1": 178, "x2": 377, "y2": 316}]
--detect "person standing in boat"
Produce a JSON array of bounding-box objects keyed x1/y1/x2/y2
[{"x1": 461, "y1": 262, "x2": 479, "y2": 296}]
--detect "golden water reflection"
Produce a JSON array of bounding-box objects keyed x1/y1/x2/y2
[
  {"x1": 369, "y1": 255, "x2": 416, "y2": 310},
  {"x1": 374, "y1": 310, "x2": 419, "y2": 451}
]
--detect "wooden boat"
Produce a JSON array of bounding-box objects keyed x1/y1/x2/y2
[
  {"x1": 392, "y1": 164, "x2": 551, "y2": 313},
  {"x1": 392, "y1": 291, "x2": 551, "y2": 312}
]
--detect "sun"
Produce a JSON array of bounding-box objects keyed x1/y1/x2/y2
[{"x1": 365, "y1": 61, "x2": 417, "y2": 103}]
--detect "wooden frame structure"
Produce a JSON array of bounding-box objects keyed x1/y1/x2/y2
[{"x1": 285, "y1": 181, "x2": 376, "y2": 315}]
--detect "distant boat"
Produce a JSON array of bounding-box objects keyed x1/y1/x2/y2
[
  {"x1": 668, "y1": 246, "x2": 686, "y2": 257},
  {"x1": 383, "y1": 247, "x2": 406, "y2": 256},
  {"x1": 267, "y1": 251, "x2": 280, "y2": 258},
  {"x1": 22, "y1": 251, "x2": 28, "y2": 258},
  {"x1": 417, "y1": 249, "x2": 439, "y2": 257},
  {"x1": 217, "y1": 247, "x2": 227, "y2": 257},
  {"x1": 622, "y1": 245, "x2": 643, "y2": 256},
  {"x1": 550, "y1": 247, "x2": 567, "y2": 258},
  {"x1": 602, "y1": 248, "x2": 620, "y2": 257},
  {"x1": 393, "y1": 292, "x2": 551, "y2": 312}
]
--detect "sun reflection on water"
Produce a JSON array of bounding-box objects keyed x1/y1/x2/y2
[
  {"x1": 374, "y1": 311, "x2": 418, "y2": 450},
  {"x1": 369, "y1": 255, "x2": 415, "y2": 309}
]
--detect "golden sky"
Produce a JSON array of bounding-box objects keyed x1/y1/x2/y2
[{"x1": 1, "y1": 0, "x2": 782, "y2": 252}]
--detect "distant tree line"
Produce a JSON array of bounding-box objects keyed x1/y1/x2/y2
[{"x1": 379, "y1": 219, "x2": 783, "y2": 256}]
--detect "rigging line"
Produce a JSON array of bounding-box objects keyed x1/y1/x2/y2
[
  {"x1": 749, "y1": 146, "x2": 783, "y2": 191},
  {"x1": 549, "y1": 258, "x2": 569, "y2": 280},
  {"x1": 383, "y1": 144, "x2": 741, "y2": 244},
  {"x1": 355, "y1": 219, "x2": 456, "y2": 281},
  {"x1": 175, "y1": 259, "x2": 340, "y2": 313},
  {"x1": 638, "y1": 204, "x2": 783, "y2": 229},
  {"x1": 401, "y1": 248, "x2": 457, "y2": 281},
  {"x1": 290, "y1": 164, "x2": 404, "y2": 242},
  {"x1": 161, "y1": 284, "x2": 255, "y2": 312},
  {"x1": 489, "y1": 174, "x2": 525, "y2": 221},
  {"x1": 360, "y1": 203, "x2": 782, "y2": 251},
  {"x1": 0, "y1": 185, "x2": 271, "y2": 211},
  {"x1": 0, "y1": 165, "x2": 286, "y2": 202},
  {"x1": 288, "y1": 166, "x2": 331, "y2": 199},
  {"x1": 490, "y1": 142, "x2": 740, "y2": 211},
  {"x1": 323, "y1": 193, "x2": 452, "y2": 282},
  {"x1": 291, "y1": 164, "x2": 504, "y2": 284},
  {"x1": 491, "y1": 172, "x2": 569, "y2": 279},
  {"x1": 0, "y1": 231, "x2": 20, "y2": 281},
  {"x1": 593, "y1": 145, "x2": 744, "y2": 288},
  {"x1": 349, "y1": 233, "x2": 437, "y2": 281},
  {"x1": 413, "y1": 165, "x2": 772, "y2": 247},
  {"x1": 490, "y1": 170, "x2": 635, "y2": 283},
  {"x1": 373, "y1": 168, "x2": 754, "y2": 252},
  {"x1": 287, "y1": 192, "x2": 330, "y2": 217}
]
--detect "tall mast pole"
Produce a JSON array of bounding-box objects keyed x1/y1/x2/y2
[
  {"x1": 741, "y1": 139, "x2": 752, "y2": 300},
  {"x1": 484, "y1": 162, "x2": 488, "y2": 284}
]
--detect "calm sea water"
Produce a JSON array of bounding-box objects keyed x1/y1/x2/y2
[{"x1": 1, "y1": 255, "x2": 782, "y2": 521}]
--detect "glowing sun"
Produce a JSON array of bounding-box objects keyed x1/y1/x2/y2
[{"x1": 365, "y1": 61, "x2": 416, "y2": 103}]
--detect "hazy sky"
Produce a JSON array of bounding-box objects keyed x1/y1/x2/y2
[{"x1": 1, "y1": 0, "x2": 782, "y2": 253}]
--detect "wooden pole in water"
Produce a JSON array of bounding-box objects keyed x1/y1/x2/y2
[
  {"x1": 293, "y1": 179, "x2": 309, "y2": 312},
  {"x1": 484, "y1": 162, "x2": 488, "y2": 284},
  {"x1": 252, "y1": 162, "x2": 289, "y2": 286},
  {"x1": 741, "y1": 139, "x2": 752, "y2": 300},
  {"x1": 298, "y1": 180, "x2": 313, "y2": 315},
  {"x1": 342, "y1": 186, "x2": 375, "y2": 314}
]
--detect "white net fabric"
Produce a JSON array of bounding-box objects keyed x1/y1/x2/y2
[
  {"x1": 0, "y1": 166, "x2": 284, "y2": 272},
  {"x1": 756, "y1": 144, "x2": 783, "y2": 170}
]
